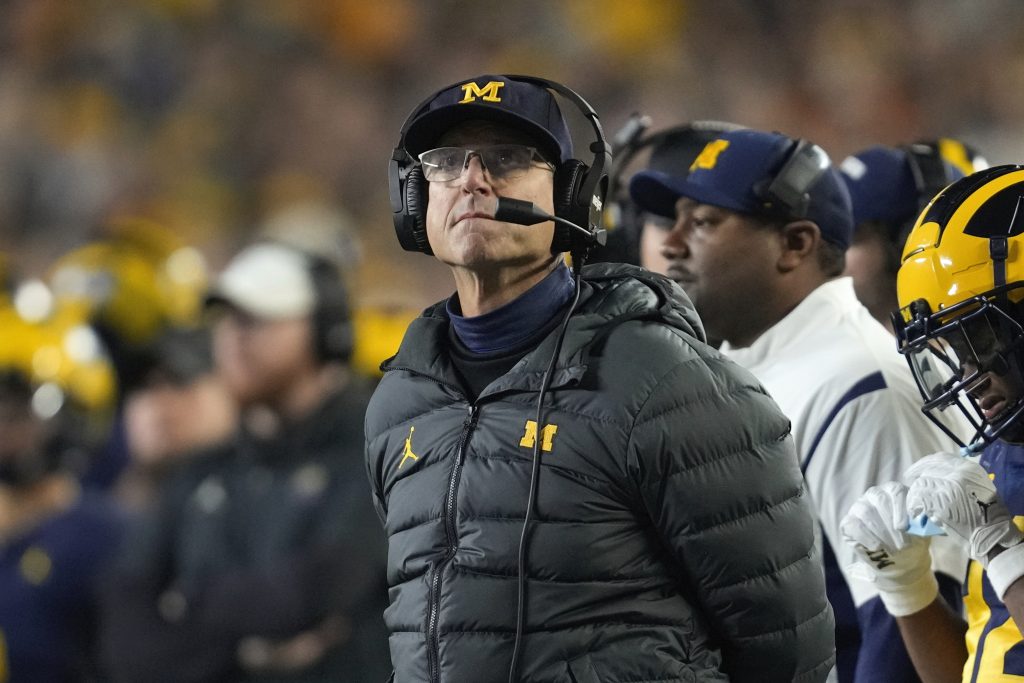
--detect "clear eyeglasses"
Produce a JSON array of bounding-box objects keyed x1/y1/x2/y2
[{"x1": 417, "y1": 145, "x2": 554, "y2": 182}]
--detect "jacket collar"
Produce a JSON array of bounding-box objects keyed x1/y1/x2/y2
[{"x1": 382, "y1": 263, "x2": 704, "y2": 400}]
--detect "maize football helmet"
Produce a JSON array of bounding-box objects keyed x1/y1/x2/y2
[
  {"x1": 0, "y1": 287, "x2": 116, "y2": 487},
  {"x1": 894, "y1": 164, "x2": 1024, "y2": 446}
]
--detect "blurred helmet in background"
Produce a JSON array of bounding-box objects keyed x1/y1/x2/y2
[
  {"x1": 0, "y1": 283, "x2": 116, "y2": 488},
  {"x1": 47, "y1": 216, "x2": 208, "y2": 392}
]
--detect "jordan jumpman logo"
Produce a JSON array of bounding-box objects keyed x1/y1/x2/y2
[{"x1": 399, "y1": 426, "x2": 419, "y2": 470}]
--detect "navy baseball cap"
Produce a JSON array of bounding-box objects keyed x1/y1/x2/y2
[
  {"x1": 839, "y1": 145, "x2": 965, "y2": 230},
  {"x1": 646, "y1": 121, "x2": 746, "y2": 177},
  {"x1": 402, "y1": 74, "x2": 573, "y2": 164},
  {"x1": 630, "y1": 129, "x2": 855, "y2": 250}
]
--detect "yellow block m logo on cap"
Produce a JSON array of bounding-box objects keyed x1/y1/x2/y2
[
  {"x1": 520, "y1": 420, "x2": 558, "y2": 453},
  {"x1": 459, "y1": 80, "x2": 505, "y2": 104},
  {"x1": 690, "y1": 139, "x2": 731, "y2": 172}
]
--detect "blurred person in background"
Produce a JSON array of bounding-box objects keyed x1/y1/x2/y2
[
  {"x1": 99, "y1": 240, "x2": 389, "y2": 683},
  {"x1": 116, "y1": 326, "x2": 237, "y2": 511},
  {"x1": 0, "y1": 285, "x2": 125, "y2": 682},
  {"x1": 47, "y1": 217, "x2": 209, "y2": 490},
  {"x1": 630, "y1": 128, "x2": 970, "y2": 683},
  {"x1": 839, "y1": 140, "x2": 988, "y2": 332},
  {"x1": 841, "y1": 165, "x2": 1024, "y2": 682},
  {"x1": 253, "y1": 190, "x2": 418, "y2": 380}
]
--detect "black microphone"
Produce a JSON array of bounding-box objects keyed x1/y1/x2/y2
[{"x1": 494, "y1": 198, "x2": 607, "y2": 246}]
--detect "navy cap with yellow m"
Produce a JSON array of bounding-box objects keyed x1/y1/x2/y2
[
  {"x1": 629, "y1": 129, "x2": 854, "y2": 250},
  {"x1": 402, "y1": 74, "x2": 574, "y2": 164}
]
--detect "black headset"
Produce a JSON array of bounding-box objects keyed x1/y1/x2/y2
[
  {"x1": 884, "y1": 142, "x2": 969, "y2": 254},
  {"x1": 753, "y1": 137, "x2": 832, "y2": 221},
  {"x1": 904, "y1": 142, "x2": 961, "y2": 214},
  {"x1": 304, "y1": 252, "x2": 353, "y2": 364},
  {"x1": 388, "y1": 75, "x2": 611, "y2": 256}
]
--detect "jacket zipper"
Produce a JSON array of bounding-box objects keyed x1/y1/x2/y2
[{"x1": 427, "y1": 404, "x2": 479, "y2": 683}]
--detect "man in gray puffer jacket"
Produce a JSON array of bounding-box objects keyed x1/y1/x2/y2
[{"x1": 368, "y1": 73, "x2": 835, "y2": 683}]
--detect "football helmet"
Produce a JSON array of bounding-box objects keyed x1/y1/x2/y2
[
  {"x1": 894, "y1": 165, "x2": 1024, "y2": 446},
  {"x1": 0, "y1": 289, "x2": 116, "y2": 487},
  {"x1": 48, "y1": 217, "x2": 207, "y2": 391}
]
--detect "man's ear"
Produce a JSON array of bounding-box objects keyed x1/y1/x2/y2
[{"x1": 777, "y1": 220, "x2": 820, "y2": 272}]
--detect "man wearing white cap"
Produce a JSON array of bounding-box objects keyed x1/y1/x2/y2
[{"x1": 100, "y1": 241, "x2": 390, "y2": 683}]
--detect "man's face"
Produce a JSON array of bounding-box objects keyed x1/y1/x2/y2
[
  {"x1": 943, "y1": 314, "x2": 1024, "y2": 439},
  {"x1": 212, "y1": 309, "x2": 318, "y2": 407},
  {"x1": 424, "y1": 121, "x2": 557, "y2": 272},
  {"x1": 962, "y1": 365, "x2": 1024, "y2": 432},
  {"x1": 661, "y1": 198, "x2": 782, "y2": 344}
]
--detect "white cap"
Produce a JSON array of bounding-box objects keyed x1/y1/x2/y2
[{"x1": 206, "y1": 243, "x2": 316, "y2": 319}]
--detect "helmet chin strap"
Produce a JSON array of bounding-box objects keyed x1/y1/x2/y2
[
  {"x1": 992, "y1": 194, "x2": 1024, "y2": 293},
  {"x1": 992, "y1": 235, "x2": 1009, "y2": 290}
]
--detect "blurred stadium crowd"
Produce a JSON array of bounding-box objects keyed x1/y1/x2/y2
[{"x1": 2, "y1": 0, "x2": 1024, "y2": 303}]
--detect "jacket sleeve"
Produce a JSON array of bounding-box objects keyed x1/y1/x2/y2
[{"x1": 628, "y1": 353, "x2": 835, "y2": 683}]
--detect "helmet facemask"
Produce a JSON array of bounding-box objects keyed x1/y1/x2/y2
[{"x1": 895, "y1": 285, "x2": 1024, "y2": 447}]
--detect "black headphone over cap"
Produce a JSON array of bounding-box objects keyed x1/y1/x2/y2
[
  {"x1": 388, "y1": 74, "x2": 610, "y2": 256},
  {"x1": 904, "y1": 142, "x2": 961, "y2": 214},
  {"x1": 304, "y1": 252, "x2": 353, "y2": 364},
  {"x1": 754, "y1": 138, "x2": 832, "y2": 220}
]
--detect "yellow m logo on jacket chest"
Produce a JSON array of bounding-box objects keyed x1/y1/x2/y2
[{"x1": 519, "y1": 420, "x2": 558, "y2": 453}]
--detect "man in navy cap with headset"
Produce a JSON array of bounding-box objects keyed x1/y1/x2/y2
[
  {"x1": 838, "y1": 140, "x2": 985, "y2": 332},
  {"x1": 630, "y1": 129, "x2": 971, "y2": 683},
  {"x1": 365, "y1": 75, "x2": 835, "y2": 683}
]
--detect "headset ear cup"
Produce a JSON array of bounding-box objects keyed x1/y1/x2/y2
[
  {"x1": 403, "y1": 166, "x2": 433, "y2": 255},
  {"x1": 552, "y1": 160, "x2": 589, "y2": 252},
  {"x1": 307, "y1": 256, "x2": 353, "y2": 363}
]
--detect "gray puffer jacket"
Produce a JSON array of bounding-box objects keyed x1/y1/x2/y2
[{"x1": 365, "y1": 263, "x2": 834, "y2": 683}]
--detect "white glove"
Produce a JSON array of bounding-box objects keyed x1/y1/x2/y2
[
  {"x1": 840, "y1": 481, "x2": 938, "y2": 616},
  {"x1": 905, "y1": 451, "x2": 1024, "y2": 599}
]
